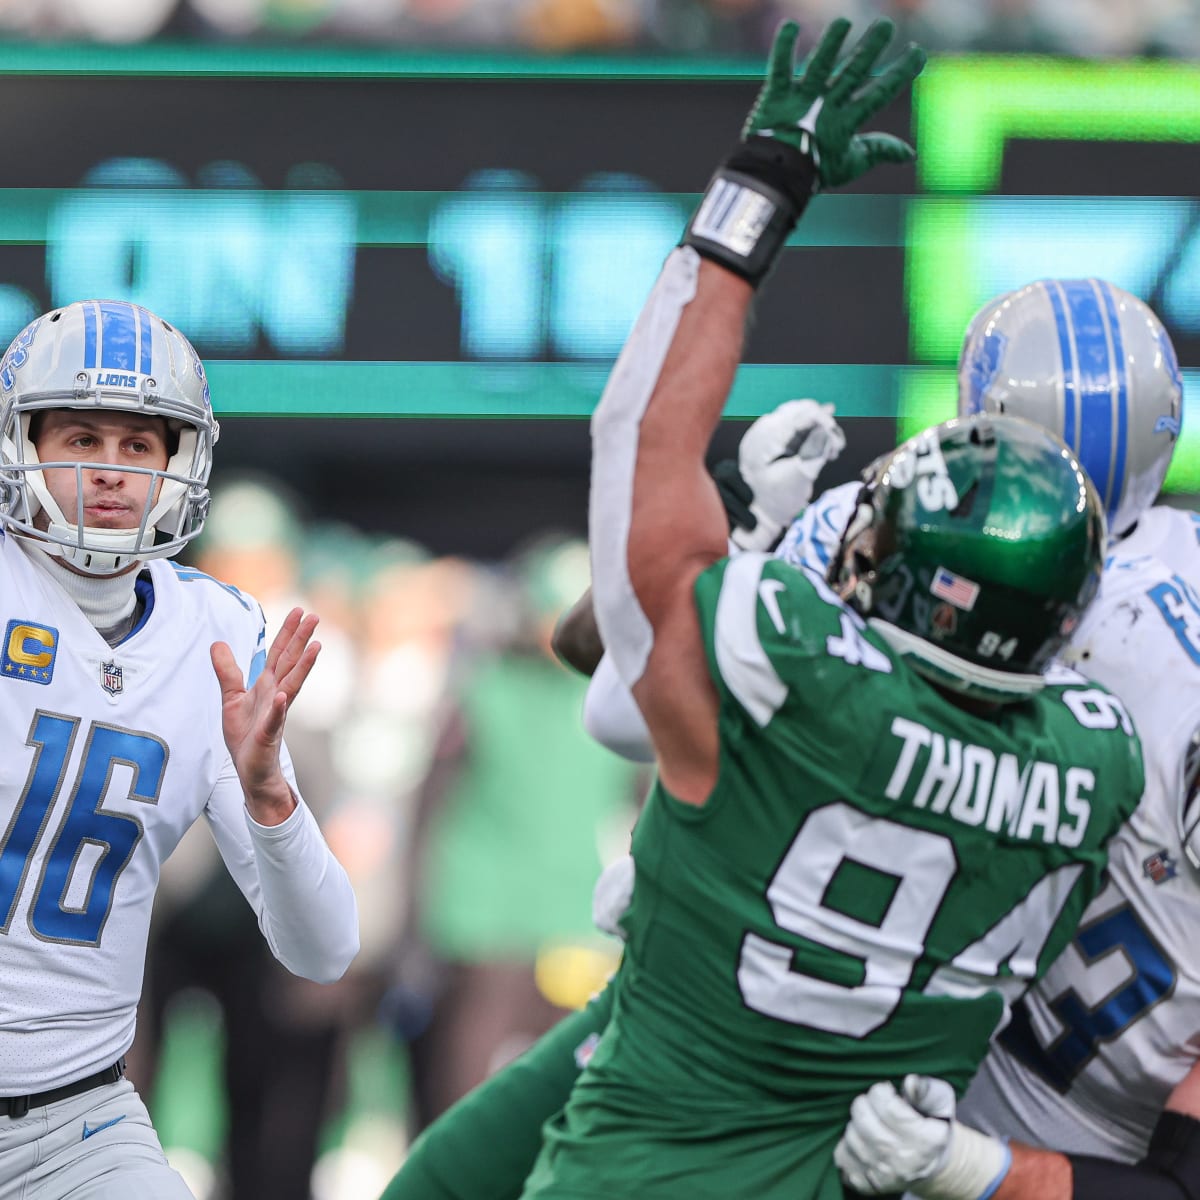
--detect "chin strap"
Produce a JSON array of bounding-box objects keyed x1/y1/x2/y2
[{"x1": 43, "y1": 523, "x2": 145, "y2": 575}]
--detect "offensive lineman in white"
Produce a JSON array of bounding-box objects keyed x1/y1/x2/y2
[
  {"x1": 0, "y1": 300, "x2": 359, "y2": 1199},
  {"x1": 831, "y1": 565, "x2": 1200, "y2": 1200}
]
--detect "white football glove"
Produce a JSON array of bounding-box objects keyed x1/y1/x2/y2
[
  {"x1": 731, "y1": 399, "x2": 846, "y2": 551},
  {"x1": 834, "y1": 1075, "x2": 1011, "y2": 1200},
  {"x1": 591, "y1": 854, "x2": 635, "y2": 941}
]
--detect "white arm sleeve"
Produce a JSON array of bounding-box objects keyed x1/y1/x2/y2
[
  {"x1": 589, "y1": 246, "x2": 701, "y2": 689},
  {"x1": 206, "y1": 743, "x2": 360, "y2": 984},
  {"x1": 584, "y1": 652, "x2": 656, "y2": 763}
]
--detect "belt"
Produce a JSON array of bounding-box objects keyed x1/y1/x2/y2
[{"x1": 0, "y1": 1058, "x2": 126, "y2": 1119}]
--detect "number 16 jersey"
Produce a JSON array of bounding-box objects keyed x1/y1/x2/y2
[{"x1": 0, "y1": 529, "x2": 357, "y2": 1092}]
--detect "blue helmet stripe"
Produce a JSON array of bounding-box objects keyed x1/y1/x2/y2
[
  {"x1": 137, "y1": 305, "x2": 152, "y2": 376},
  {"x1": 1060, "y1": 279, "x2": 1115, "y2": 518},
  {"x1": 1098, "y1": 280, "x2": 1129, "y2": 527},
  {"x1": 98, "y1": 301, "x2": 139, "y2": 372},
  {"x1": 1044, "y1": 282, "x2": 1078, "y2": 450},
  {"x1": 82, "y1": 301, "x2": 98, "y2": 370}
]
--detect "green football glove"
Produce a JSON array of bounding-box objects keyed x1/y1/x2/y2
[
  {"x1": 683, "y1": 17, "x2": 925, "y2": 287},
  {"x1": 744, "y1": 18, "x2": 926, "y2": 190}
]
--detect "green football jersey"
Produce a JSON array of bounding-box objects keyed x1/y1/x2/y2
[{"x1": 521, "y1": 555, "x2": 1143, "y2": 1200}]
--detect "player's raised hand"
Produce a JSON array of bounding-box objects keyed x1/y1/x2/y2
[
  {"x1": 211, "y1": 606, "x2": 321, "y2": 822},
  {"x1": 724, "y1": 398, "x2": 845, "y2": 551},
  {"x1": 744, "y1": 17, "x2": 926, "y2": 189},
  {"x1": 712, "y1": 399, "x2": 845, "y2": 551},
  {"x1": 683, "y1": 17, "x2": 924, "y2": 288}
]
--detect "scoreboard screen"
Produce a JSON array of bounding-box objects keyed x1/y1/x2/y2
[
  {"x1": 0, "y1": 45, "x2": 911, "y2": 429},
  {"x1": 0, "y1": 42, "x2": 1194, "y2": 545}
]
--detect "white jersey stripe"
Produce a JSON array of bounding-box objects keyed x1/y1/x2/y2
[{"x1": 714, "y1": 552, "x2": 787, "y2": 727}]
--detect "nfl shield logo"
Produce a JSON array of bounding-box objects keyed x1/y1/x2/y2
[{"x1": 100, "y1": 660, "x2": 123, "y2": 696}]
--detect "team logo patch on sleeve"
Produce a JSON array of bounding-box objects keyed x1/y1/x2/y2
[{"x1": 2, "y1": 619, "x2": 58, "y2": 684}]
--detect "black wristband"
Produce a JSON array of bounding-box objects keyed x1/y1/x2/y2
[
  {"x1": 1070, "y1": 1155, "x2": 1189, "y2": 1200},
  {"x1": 683, "y1": 136, "x2": 818, "y2": 287},
  {"x1": 723, "y1": 136, "x2": 819, "y2": 212},
  {"x1": 1146, "y1": 1111, "x2": 1200, "y2": 1199}
]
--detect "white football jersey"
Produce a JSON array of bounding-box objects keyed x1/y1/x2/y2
[
  {"x1": 775, "y1": 480, "x2": 859, "y2": 576},
  {"x1": 960, "y1": 550, "x2": 1200, "y2": 1159},
  {"x1": 1116, "y1": 503, "x2": 1200, "y2": 579},
  {"x1": 0, "y1": 531, "x2": 358, "y2": 1091}
]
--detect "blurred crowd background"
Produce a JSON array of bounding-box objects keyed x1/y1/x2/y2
[{"x1": 5, "y1": 0, "x2": 1200, "y2": 57}]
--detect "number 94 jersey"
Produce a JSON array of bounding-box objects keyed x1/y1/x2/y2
[
  {"x1": 962, "y1": 551, "x2": 1200, "y2": 1161},
  {"x1": 551, "y1": 554, "x2": 1142, "y2": 1199}
]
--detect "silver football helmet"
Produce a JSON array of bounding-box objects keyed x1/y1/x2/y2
[
  {"x1": 0, "y1": 299, "x2": 218, "y2": 574},
  {"x1": 958, "y1": 279, "x2": 1182, "y2": 538}
]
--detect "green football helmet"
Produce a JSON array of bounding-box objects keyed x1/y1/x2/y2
[{"x1": 829, "y1": 413, "x2": 1105, "y2": 703}]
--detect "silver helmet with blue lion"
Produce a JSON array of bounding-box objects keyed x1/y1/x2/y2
[
  {"x1": 958, "y1": 279, "x2": 1182, "y2": 538},
  {"x1": 0, "y1": 299, "x2": 218, "y2": 574}
]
